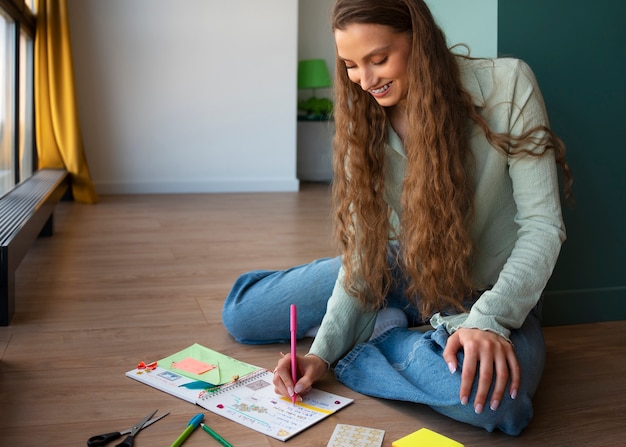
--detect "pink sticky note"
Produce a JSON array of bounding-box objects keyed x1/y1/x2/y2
[{"x1": 171, "y1": 357, "x2": 216, "y2": 375}]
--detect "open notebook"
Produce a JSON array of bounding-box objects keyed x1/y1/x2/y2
[{"x1": 125, "y1": 343, "x2": 353, "y2": 441}]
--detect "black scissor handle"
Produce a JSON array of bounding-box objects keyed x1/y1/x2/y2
[
  {"x1": 115, "y1": 434, "x2": 136, "y2": 447},
  {"x1": 87, "y1": 431, "x2": 122, "y2": 447}
]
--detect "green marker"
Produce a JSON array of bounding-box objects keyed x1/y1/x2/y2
[
  {"x1": 169, "y1": 413, "x2": 204, "y2": 447},
  {"x1": 201, "y1": 422, "x2": 234, "y2": 447}
]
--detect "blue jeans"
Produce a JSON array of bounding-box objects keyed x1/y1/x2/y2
[
  {"x1": 335, "y1": 312, "x2": 544, "y2": 436},
  {"x1": 222, "y1": 256, "x2": 545, "y2": 436},
  {"x1": 223, "y1": 257, "x2": 342, "y2": 344}
]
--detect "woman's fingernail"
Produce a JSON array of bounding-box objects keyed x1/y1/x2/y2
[
  {"x1": 287, "y1": 387, "x2": 295, "y2": 397},
  {"x1": 511, "y1": 389, "x2": 518, "y2": 400},
  {"x1": 474, "y1": 403, "x2": 484, "y2": 414},
  {"x1": 490, "y1": 400, "x2": 500, "y2": 411},
  {"x1": 447, "y1": 362, "x2": 456, "y2": 374},
  {"x1": 461, "y1": 396, "x2": 468, "y2": 405},
  {"x1": 294, "y1": 384, "x2": 303, "y2": 394}
]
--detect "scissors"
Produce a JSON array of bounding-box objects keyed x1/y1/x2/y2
[{"x1": 87, "y1": 410, "x2": 169, "y2": 447}]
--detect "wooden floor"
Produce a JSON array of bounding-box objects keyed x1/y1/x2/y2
[{"x1": 1, "y1": 183, "x2": 624, "y2": 447}]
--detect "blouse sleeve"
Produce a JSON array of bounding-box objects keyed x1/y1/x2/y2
[
  {"x1": 433, "y1": 60, "x2": 566, "y2": 340},
  {"x1": 307, "y1": 266, "x2": 377, "y2": 366}
]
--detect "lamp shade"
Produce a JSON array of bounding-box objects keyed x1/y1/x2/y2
[{"x1": 298, "y1": 59, "x2": 332, "y2": 89}]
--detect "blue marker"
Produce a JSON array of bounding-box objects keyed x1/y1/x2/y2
[{"x1": 169, "y1": 413, "x2": 204, "y2": 447}]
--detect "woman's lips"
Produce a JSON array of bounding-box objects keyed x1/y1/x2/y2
[{"x1": 369, "y1": 81, "x2": 392, "y2": 96}]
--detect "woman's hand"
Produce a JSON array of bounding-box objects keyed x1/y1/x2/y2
[
  {"x1": 443, "y1": 328, "x2": 520, "y2": 414},
  {"x1": 272, "y1": 353, "x2": 327, "y2": 401}
]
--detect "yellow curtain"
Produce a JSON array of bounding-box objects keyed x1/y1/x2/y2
[{"x1": 35, "y1": 0, "x2": 98, "y2": 203}]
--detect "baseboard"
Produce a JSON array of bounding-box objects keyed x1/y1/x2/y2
[
  {"x1": 94, "y1": 178, "x2": 300, "y2": 194},
  {"x1": 541, "y1": 286, "x2": 626, "y2": 326}
]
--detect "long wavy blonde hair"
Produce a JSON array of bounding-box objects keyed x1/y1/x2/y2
[{"x1": 330, "y1": 0, "x2": 573, "y2": 317}]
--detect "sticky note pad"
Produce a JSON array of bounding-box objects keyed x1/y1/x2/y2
[
  {"x1": 170, "y1": 357, "x2": 215, "y2": 375},
  {"x1": 327, "y1": 424, "x2": 385, "y2": 447},
  {"x1": 392, "y1": 428, "x2": 463, "y2": 447}
]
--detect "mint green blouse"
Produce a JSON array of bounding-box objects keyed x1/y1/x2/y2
[{"x1": 308, "y1": 58, "x2": 566, "y2": 366}]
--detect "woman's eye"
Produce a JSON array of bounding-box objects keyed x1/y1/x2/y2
[
  {"x1": 372, "y1": 57, "x2": 388, "y2": 66},
  {"x1": 345, "y1": 63, "x2": 356, "y2": 70}
]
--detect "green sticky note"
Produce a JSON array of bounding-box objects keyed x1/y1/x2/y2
[{"x1": 159, "y1": 343, "x2": 258, "y2": 385}]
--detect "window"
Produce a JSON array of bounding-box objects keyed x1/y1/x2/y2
[
  {"x1": 18, "y1": 28, "x2": 33, "y2": 183},
  {"x1": 0, "y1": 0, "x2": 36, "y2": 197},
  {"x1": 0, "y1": 10, "x2": 14, "y2": 195}
]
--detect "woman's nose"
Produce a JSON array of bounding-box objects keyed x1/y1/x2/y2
[{"x1": 359, "y1": 67, "x2": 377, "y2": 91}]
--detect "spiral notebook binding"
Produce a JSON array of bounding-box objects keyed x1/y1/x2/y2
[{"x1": 198, "y1": 369, "x2": 269, "y2": 399}]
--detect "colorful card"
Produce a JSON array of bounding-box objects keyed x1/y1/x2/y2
[{"x1": 327, "y1": 424, "x2": 385, "y2": 447}]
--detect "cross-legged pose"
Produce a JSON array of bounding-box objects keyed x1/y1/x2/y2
[{"x1": 222, "y1": 0, "x2": 572, "y2": 436}]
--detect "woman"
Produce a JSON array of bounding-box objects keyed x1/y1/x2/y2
[{"x1": 222, "y1": 0, "x2": 572, "y2": 436}]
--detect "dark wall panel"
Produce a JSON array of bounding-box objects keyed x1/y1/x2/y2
[{"x1": 498, "y1": 1, "x2": 626, "y2": 324}]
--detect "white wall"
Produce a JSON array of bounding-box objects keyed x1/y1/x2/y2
[
  {"x1": 67, "y1": 1, "x2": 496, "y2": 194},
  {"x1": 68, "y1": 0, "x2": 299, "y2": 194}
]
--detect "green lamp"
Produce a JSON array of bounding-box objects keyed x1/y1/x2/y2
[{"x1": 297, "y1": 59, "x2": 333, "y2": 119}]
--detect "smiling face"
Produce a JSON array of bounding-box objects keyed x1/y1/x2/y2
[{"x1": 335, "y1": 23, "x2": 412, "y2": 108}]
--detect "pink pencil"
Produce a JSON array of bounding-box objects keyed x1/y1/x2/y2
[{"x1": 290, "y1": 304, "x2": 297, "y2": 405}]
